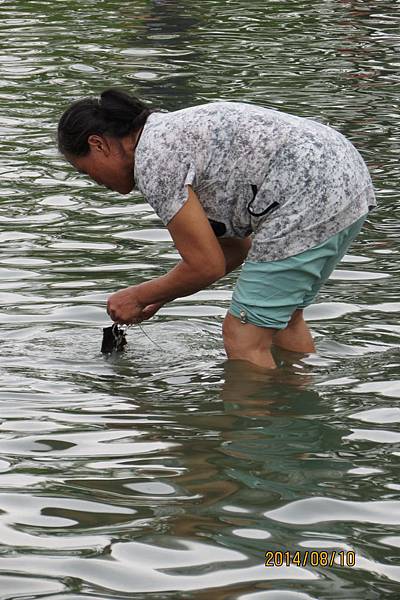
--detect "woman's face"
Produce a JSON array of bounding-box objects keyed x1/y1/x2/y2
[{"x1": 67, "y1": 134, "x2": 135, "y2": 194}]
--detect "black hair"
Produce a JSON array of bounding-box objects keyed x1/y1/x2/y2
[{"x1": 57, "y1": 88, "x2": 152, "y2": 157}]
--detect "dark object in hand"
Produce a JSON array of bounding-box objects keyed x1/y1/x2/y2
[{"x1": 101, "y1": 324, "x2": 127, "y2": 354}]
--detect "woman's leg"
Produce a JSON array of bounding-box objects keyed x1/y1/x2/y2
[
  {"x1": 225, "y1": 214, "x2": 367, "y2": 367},
  {"x1": 272, "y1": 308, "x2": 315, "y2": 353},
  {"x1": 222, "y1": 311, "x2": 276, "y2": 369},
  {"x1": 222, "y1": 309, "x2": 314, "y2": 369}
]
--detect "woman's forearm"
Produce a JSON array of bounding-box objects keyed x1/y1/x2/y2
[
  {"x1": 136, "y1": 237, "x2": 251, "y2": 307},
  {"x1": 136, "y1": 258, "x2": 225, "y2": 307}
]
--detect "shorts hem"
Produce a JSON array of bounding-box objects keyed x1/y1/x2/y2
[{"x1": 229, "y1": 303, "x2": 289, "y2": 330}]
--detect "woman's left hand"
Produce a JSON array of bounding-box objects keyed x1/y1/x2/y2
[{"x1": 107, "y1": 286, "x2": 145, "y2": 324}]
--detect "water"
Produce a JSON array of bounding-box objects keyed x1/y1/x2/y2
[{"x1": 0, "y1": 0, "x2": 400, "y2": 598}]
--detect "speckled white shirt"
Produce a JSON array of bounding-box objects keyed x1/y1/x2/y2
[{"x1": 134, "y1": 102, "x2": 376, "y2": 261}]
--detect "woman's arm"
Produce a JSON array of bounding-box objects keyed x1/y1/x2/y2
[
  {"x1": 138, "y1": 236, "x2": 251, "y2": 321},
  {"x1": 107, "y1": 187, "x2": 227, "y2": 323},
  {"x1": 136, "y1": 187, "x2": 226, "y2": 304}
]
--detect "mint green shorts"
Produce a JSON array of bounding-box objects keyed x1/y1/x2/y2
[{"x1": 229, "y1": 215, "x2": 367, "y2": 330}]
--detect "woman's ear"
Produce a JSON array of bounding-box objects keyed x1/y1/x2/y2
[{"x1": 87, "y1": 134, "x2": 110, "y2": 155}]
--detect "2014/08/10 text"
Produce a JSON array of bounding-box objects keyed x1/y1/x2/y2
[{"x1": 264, "y1": 550, "x2": 356, "y2": 568}]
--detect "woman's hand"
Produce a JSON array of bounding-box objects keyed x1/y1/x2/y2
[
  {"x1": 107, "y1": 286, "x2": 144, "y2": 324},
  {"x1": 107, "y1": 287, "x2": 164, "y2": 324}
]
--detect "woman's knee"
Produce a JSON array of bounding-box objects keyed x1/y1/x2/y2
[
  {"x1": 223, "y1": 312, "x2": 276, "y2": 368},
  {"x1": 223, "y1": 312, "x2": 274, "y2": 354}
]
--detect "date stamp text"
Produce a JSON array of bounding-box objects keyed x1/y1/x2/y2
[{"x1": 264, "y1": 550, "x2": 355, "y2": 568}]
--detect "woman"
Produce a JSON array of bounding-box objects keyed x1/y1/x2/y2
[{"x1": 57, "y1": 88, "x2": 376, "y2": 369}]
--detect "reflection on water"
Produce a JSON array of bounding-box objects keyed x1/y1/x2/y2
[{"x1": 1, "y1": 0, "x2": 400, "y2": 598}]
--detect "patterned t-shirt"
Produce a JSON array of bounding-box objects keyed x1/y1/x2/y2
[{"x1": 134, "y1": 102, "x2": 376, "y2": 261}]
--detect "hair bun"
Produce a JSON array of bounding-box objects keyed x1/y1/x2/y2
[{"x1": 100, "y1": 88, "x2": 146, "y2": 119}]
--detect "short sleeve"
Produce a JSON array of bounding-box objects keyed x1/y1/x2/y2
[{"x1": 135, "y1": 151, "x2": 196, "y2": 226}]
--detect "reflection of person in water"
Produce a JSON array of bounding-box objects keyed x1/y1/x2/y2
[
  {"x1": 57, "y1": 88, "x2": 376, "y2": 369},
  {"x1": 160, "y1": 363, "x2": 353, "y2": 544}
]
